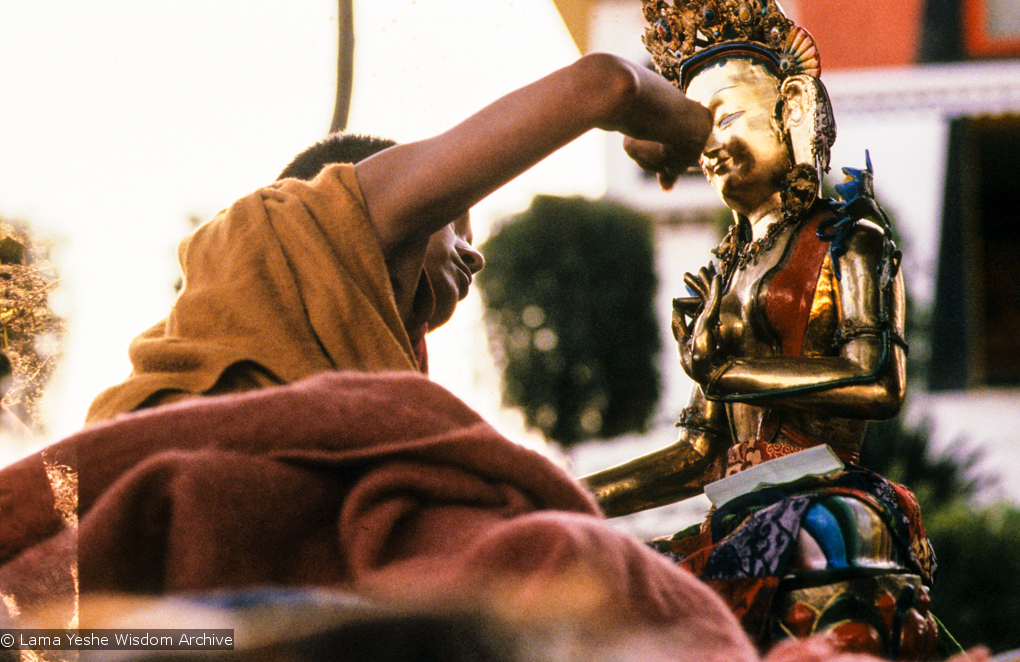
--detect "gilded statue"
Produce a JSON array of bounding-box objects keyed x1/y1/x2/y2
[{"x1": 584, "y1": 1, "x2": 953, "y2": 657}]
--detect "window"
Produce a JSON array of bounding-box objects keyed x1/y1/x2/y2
[
  {"x1": 930, "y1": 116, "x2": 1020, "y2": 389},
  {"x1": 963, "y1": 0, "x2": 1020, "y2": 57}
]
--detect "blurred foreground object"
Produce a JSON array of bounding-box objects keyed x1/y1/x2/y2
[{"x1": 0, "y1": 372, "x2": 760, "y2": 662}]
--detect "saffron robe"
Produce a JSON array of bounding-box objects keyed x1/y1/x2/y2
[{"x1": 86, "y1": 164, "x2": 427, "y2": 424}]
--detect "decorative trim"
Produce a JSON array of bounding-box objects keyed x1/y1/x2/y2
[{"x1": 824, "y1": 61, "x2": 1020, "y2": 119}]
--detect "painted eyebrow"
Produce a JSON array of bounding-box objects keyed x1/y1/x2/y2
[{"x1": 710, "y1": 84, "x2": 738, "y2": 101}]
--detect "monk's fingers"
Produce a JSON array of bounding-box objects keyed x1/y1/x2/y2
[
  {"x1": 657, "y1": 172, "x2": 680, "y2": 191},
  {"x1": 622, "y1": 138, "x2": 669, "y2": 173}
]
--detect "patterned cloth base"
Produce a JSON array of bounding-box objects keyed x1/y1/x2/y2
[{"x1": 649, "y1": 466, "x2": 948, "y2": 659}]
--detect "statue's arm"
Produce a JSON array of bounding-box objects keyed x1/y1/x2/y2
[
  {"x1": 702, "y1": 220, "x2": 907, "y2": 419},
  {"x1": 581, "y1": 385, "x2": 730, "y2": 517}
]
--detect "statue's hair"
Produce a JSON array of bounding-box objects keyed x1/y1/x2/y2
[{"x1": 278, "y1": 133, "x2": 397, "y2": 181}]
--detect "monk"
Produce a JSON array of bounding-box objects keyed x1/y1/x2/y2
[{"x1": 85, "y1": 53, "x2": 712, "y2": 423}]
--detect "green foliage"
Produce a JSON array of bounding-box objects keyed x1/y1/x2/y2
[
  {"x1": 860, "y1": 417, "x2": 1020, "y2": 654},
  {"x1": 859, "y1": 418, "x2": 984, "y2": 508},
  {"x1": 477, "y1": 195, "x2": 661, "y2": 448},
  {"x1": 925, "y1": 501, "x2": 1020, "y2": 653}
]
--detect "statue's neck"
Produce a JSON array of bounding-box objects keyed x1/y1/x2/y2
[{"x1": 746, "y1": 195, "x2": 785, "y2": 241}]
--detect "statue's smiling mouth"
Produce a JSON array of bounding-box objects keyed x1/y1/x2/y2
[{"x1": 703, "y1": 156, "x2": 731, "y2": 177}]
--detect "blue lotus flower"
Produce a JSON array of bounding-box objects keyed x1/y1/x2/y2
[
  {"x1": 819, "y1": 151, "x2": 882, "y2": 281},
  {"x1": 835, "y1": 150, "x2": 874, "y2": 207}
]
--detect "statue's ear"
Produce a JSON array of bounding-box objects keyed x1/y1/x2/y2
[
  {"x1": 779, "y1": 74, "x2": 835, "y2": 174},
  {"x1": 780, "y1": 76, "x2": 810, "y2": 129}
]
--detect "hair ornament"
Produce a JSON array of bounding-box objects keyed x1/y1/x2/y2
[
  {"x1": 640, "y1": 0, "x2": 821, "y2": 89},
  {"x1": 780, "y1": 25, "x2": 821, "y2": 77}
]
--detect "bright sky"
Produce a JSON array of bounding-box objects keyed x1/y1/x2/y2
[{"x1": 0, "y1": 0, "x2": 603, "y2": 460}]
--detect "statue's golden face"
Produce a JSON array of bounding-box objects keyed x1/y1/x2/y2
[{"x1": 686, "y1": 58, "x2": 791, "y2": 216}]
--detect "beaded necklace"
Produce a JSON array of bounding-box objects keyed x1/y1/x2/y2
[
  {"x1": 712, "y1": 163, "x2": 819, "y2": 281},
  {"x1": 712, "y1": 209, "x2": 797, "y2": 281}
]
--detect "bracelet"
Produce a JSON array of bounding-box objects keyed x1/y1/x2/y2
[
  {"x1": 675, "y1": 405, "x2": 729, "y2": 438},
  {"x1": 704, "y1": 358, "x2": 738, "y2": 398},
  {"x1": 833, "y1": 321, "x2": 909, "y2": 355}
]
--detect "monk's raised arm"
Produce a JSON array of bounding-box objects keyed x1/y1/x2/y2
[{"x1": 354, "y1": 53, "x2": 711, "y2": 258}]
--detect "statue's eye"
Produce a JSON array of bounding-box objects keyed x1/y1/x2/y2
[{"x1": 719, "y1": 111, "x2": 744, "y2": 129}]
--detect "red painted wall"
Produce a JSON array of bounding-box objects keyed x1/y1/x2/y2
[{"x1": 795, "y1": 0, "x2": 924, "y2": 70}]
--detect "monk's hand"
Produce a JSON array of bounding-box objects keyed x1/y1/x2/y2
[
  {"x1": 623, "y1": 138, "x2": 700, "y2": 190},
  {"x1": 605, "y1": 59, "x2": 709, "y2": 190},
  {"x1": 676, "y1": 267, "x2": 723, "y2": 383}
]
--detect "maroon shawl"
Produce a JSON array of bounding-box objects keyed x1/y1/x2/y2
[{"x1": 1, "y1": 372, "x2": 756, "y2": 661}]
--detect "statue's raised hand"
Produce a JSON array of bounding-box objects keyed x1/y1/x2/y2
[{"x1": 673, "y1": 264, "x2": 724, "y2": 384}]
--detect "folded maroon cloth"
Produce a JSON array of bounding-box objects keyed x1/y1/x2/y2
[{"x1": 1, "y1": 372, "x2": 758, "y2": 661}]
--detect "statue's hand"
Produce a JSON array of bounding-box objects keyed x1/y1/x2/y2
[
  {"x1": 672, "y1": 264, "x2": 716, "y2": 338},
  {"x1": 676, "y1": 268, "x2": 724, "y2": 383}
]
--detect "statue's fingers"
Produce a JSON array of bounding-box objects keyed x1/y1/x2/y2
[
  {"x1": 698, "y1": 266, "x2": 714, "y2": 288},
  {"x1": 683, "y1": 273, "x2": 706, "y2": 299},
  {"x1": 671, "y1": 313, "x2": 690, "y2": 342},
  {"x1": 705, "y1": 274, "x2": 723, "y2": 320},
  {"x1": 672, "y1": 297, "x2": 700, "y2": 339}
]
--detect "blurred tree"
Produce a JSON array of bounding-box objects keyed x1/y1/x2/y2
[
  {"x1": 478, "y1": 195, "x2": 661, "y2": 448},
  {"x1": 925, "y1": 499, "x2": 1020, "y2": 654},
  {"x1": 0, "y1": 218, "x2": 65, "y2": 435}
]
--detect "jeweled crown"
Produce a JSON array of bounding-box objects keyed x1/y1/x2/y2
[{"x1": 641, "y1": 0, "x2": 821, "y2": 89}]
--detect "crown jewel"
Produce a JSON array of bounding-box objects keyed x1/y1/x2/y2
[{"x1": 641, "y1": 0, "x2": 821, "y2": 89}]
